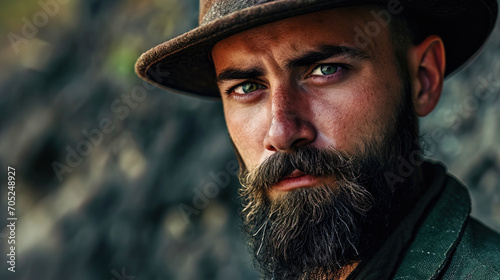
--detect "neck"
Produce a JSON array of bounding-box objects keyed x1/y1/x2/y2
[
  {"x1": 337, "y1": 262, "x2": 359, "y2": 280},
  {"x1": 306, "y1": 262, "x2": 359, "y2": 280}
]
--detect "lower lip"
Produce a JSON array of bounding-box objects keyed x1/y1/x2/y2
[{"x1": 274, "y1": 174, "x2": 319, "y2": 192}]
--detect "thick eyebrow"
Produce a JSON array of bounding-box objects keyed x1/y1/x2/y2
[
  {"x1": 216, "y1": 68, "x2": 265, "y2": 84},
  {"x1": 215, "y1": 45, "x2": 369, "y2": 84},
  {"x1": 286, "y1": 45, "x2": 370, "y2": 69}
]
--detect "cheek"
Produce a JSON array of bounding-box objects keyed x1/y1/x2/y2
[
  {"x1": 310, "y1": 79, "x2": 399, "y2": 152},
  {"x1": 223, "y1": 104, "x2": 267, "y2": 168}
]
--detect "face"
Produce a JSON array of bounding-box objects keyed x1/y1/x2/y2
[
  {"x1": 211, "y1": 5, "x2": 420, "y2": 280},
  {"x1": 213, "y1": 6, "x2": 404, "y2": 196}
]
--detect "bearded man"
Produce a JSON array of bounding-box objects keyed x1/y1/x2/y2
[{"x1": 135, "y1": 0, "x2": 500, "y2": 279}]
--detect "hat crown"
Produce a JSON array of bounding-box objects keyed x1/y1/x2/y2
[{"x1": 199, "y1": 0, "x2": 275, "y2": 25}]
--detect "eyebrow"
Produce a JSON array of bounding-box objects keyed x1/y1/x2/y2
[
  {"x1": 215, "y1": 45, "x2": 370, "y2": 84},
  {"x1": 286, "y1": 45, "x2": 370, "y2": 69},
  {"x1": 216, "y1": 68, "x2": 265, "y2": 84}
]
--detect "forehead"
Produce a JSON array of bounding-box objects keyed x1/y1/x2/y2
[{"x1": 211, "y1": 5, "x2": 391, "y2": 64}]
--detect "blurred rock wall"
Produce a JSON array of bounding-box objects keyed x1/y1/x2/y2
[{"x1": 0, "y1": 1, "x2": 498, "y2": 280}]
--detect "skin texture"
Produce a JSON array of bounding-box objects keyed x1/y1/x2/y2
[{"x1": 212, "y1": 5, "x2": 445, "y2": 279}]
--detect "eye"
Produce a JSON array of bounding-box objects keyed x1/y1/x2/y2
[
  {"x1": 310, "y1": 64, "x2": 342, "y2": 76},
  {"x1": 233, "y1": 82, "x2": 264, "y2": 95}
]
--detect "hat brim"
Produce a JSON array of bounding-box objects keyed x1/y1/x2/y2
[{"x1": 135, "y1": 0, "x2": 498, "y2": 98}]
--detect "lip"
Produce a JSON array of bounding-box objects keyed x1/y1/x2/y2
[{"x1": 274, "y1": 170, "x2": 319, "y2": 192}]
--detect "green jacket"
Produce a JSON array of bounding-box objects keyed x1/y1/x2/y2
[{"x1": 350, "y1": 162, "x2": 500, "y2": 279}]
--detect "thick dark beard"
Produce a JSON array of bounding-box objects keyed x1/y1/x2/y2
[{"x1": 234, "y1": 79, "x2": 420, "y2": 280}]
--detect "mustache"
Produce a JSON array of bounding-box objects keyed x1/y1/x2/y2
[{"x1": 240, "y1": 146, "x2": 362, "y2": 191}]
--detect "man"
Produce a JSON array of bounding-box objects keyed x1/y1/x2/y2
[{"x1": 136, "y1": 0, "x2": 500, "y2": 279}]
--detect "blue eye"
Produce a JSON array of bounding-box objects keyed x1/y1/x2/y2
[
  {"x1": 234, "y1": 82, "x2": 263, "y2": 94},
  {"x1": 311, "y1": 64, "x2": 341, "y2": 75}
]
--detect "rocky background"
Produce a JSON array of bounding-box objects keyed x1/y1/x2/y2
[{"x1": 0, "y1": 1, "x2": 498, "y2": 280}]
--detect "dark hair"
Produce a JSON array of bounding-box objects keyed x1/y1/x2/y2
[{"x1": 388, "y1": 12, "x2": 418, "y2": 79}]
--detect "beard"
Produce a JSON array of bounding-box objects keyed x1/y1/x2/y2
[{"x1": 234, "y1": 79, "x2": 421, "y2": 279}]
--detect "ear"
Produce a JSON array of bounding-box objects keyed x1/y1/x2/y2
[{"x1": 407, "y1": 35, "x2": 446, "y2": 117}]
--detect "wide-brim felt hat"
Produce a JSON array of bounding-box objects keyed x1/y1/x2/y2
[{"x1": 135, "y1": 0, "x2": 498, "y2": 98}]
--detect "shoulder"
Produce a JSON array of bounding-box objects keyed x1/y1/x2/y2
[{"x1": 441, "y1": 217, "x2": 500, "y2": 279}]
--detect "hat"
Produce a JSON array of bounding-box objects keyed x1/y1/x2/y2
[{"x1": 135, "y1": 0, "x2": 498, "y2": 98}]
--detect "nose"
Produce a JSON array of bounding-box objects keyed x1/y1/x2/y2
[{"x1": 263, "y1": 86, "x2": 316, "y2": 152}]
